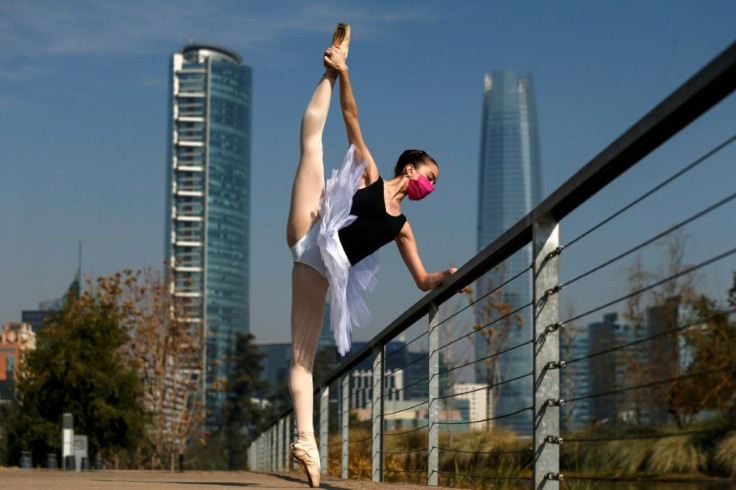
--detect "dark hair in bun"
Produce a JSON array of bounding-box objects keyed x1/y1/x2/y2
[{"x1": 394, "y1": 149, "x2": 437, "y2": 177}]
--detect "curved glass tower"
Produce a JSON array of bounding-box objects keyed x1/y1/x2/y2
[
  {"x1": 165, "y1": 44, "x2": 252, "y2": 428},
  {"x1": 476, "y1": 70, "x2": 542, "y2": 435}
]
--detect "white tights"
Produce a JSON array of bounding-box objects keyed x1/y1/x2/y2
[{"x1": 287, "y1": 72, "x2": 337, "y2": 443}]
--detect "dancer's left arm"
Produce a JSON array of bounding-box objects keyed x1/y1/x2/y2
[
  {"x1": 325, "y1": 46, "x2": 379, "y2": 183},
  {"x1": 395, "y1": 221, "x2": 457, "y2": 291}
]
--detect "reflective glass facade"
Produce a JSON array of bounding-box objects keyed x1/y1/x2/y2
[
  {"x1": 476, "y1": 70, "x2": 542, "y2": 435},
  {"x1": 165, "y1": 44, "x2": 252, "y2": 428}
]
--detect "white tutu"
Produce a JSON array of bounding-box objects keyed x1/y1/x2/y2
[{"x1": 318, "y1": 145, "x2": 379, "y2": 356}]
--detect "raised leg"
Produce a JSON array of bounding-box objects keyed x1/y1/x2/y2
[{"x1": 286, "y1": 72, "x2": 337, "y2": 248}]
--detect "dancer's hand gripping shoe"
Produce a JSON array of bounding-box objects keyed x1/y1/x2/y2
[
  {"x1": 290, "y1": 441, "x2": 321, "y2": 487},
  {"x1": 324, "y1": 23, "x2": 350, "y2": 74}
]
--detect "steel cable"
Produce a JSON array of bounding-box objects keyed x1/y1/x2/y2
[
  {"x1": 437, "y1": 446, "x2": 533, "y2": 455},
  {"x1": 565, "y1": 132, "x2": 736, "y2": 250},
  {"x1": 563, "y1": 246, "x2": 736, "y2": 325},
  {"x1": 565, "y1": 428, "x2": 721, "y2": 443},
  {"x1": 384, "y1": 469, "x2": 429, "y2": 474},
  {"x1": 384, "y1": 424, "x2": 430, "y2": 436},
  {"x1": 563, "y1": 191, "x2": 736, "y2": 288},
  {"x1": 438, "y1": 339, "x2": 534, "y2": 377},
  {"x1": 383, "y1": 400, "x2": 429, "y2": 417},
  {"x1": 566, "y1": 365, "x2": 736, "y2": 404},
  {"x1": 565, "y1": 307, "x2": 736, "y2": 365},
  {"x1": 434, "y1": 372, "x2": 534, "y2": 400},
  {"x1": 347, "y1": 436, "x2": 372, "y2": 444},
  {"x1": 436, "y1": 406, "x2": 532, "y2": 425},
  {"x1": 429, "y1": 265, "x2": 533, "y2": 332},
  {"x1": 434, "y1": 470, "x2": 532, "y2": 481},
  {"x1": 434, "y1": 301, "x2": 534, "y2": 354},
  {"x1": 381, "y1": 374, "x2": 429, "y2": 399},
  {"x1": 383, "y1": 447, "x2": 429, "y2": 455},
  {"x1": 385, "y1": 330, "x2": 428, "y2": 360},
  {"x1": 349, "y1": 392, "x2": 373, "y2": 412},
  {"x1": 384, "y1": 351, "x2": 429, "y2": 378}
]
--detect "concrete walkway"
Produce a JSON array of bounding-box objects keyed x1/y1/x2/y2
[{"x1": 0, "y1": 469, "x2": 448, "y2": 489}]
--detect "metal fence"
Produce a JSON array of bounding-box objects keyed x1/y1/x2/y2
[{"x1": 248, "y1": 41, "x2": 736, "y2": 489}]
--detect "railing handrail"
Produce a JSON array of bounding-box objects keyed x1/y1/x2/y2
[{"x1": 263, "y1": 39, "x2": 736, "y2": 430}]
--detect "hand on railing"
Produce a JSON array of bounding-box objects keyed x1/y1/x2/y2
[{"x1": 444, "y1": 267, "x2": 469, "y2": 293}]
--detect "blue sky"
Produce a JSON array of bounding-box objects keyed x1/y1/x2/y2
[{"x1": 1, "y1": 0, "x2": 735, "y2": 345}]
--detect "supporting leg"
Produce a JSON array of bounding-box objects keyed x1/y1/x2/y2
[{"x1": 289, "y1": 263, "x2": 328, "y2": 436}]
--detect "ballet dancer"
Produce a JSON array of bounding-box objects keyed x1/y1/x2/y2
[{"x1": 286, "y1": 24, "x2": 458, "y2": 487}]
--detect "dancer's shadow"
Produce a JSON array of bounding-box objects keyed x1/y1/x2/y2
[
  {"x1": 267, "y1": 473, "x2": 351, "y2": 490},
  {"x1": 92, "y1": 480, "x2": 255, "y2": 487},
  {"x1": 92, "y1": 472, "x2": 351, "y2": 488}
]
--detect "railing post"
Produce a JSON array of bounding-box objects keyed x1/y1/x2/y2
[
  {"x1": 319, "y1": 385, "x2": 329, "y2": 475},
  {"x1": 341, "y1": 373, "x2": 350, "y2": 479},
  {"x1": 427, "y1": 301, "x2": 440, "y2": 486},
  {"x1": 286, "y1": 413, "x2": 293, "y2": 471},
  {"x1": 273, "y1": 425, "x2": 277, "y2": 470},
  {"x1": 269, "y1": 426, "x2": 274, "y2": 470},
  {"x1": 533, "y1": 214, "x2": 561, "y2": 489},
  {"x1": 258, "y1": 434, "x2": 263, "y2": 471},
  {"x1": 277, "y1": 418, "x2": 284, "y2": 472},
  {"x1": 371, "y1": 343, "x2": 385, "y2": 482},
  {"x1": 273, "y1": 423, "x2": 278, "y2": 472}
]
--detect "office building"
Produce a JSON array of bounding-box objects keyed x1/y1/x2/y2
[
  {"x1": 588, "y1": 312, "x2": 640, "y2": 425},
  {"x1": 22, "y1": 272, "x2": 80, "y2": 335},
  {"x1": 165, "y1": 43, "x2": 252, "y2": 426},
  {"x1": 452, "y1": 383, "x2": 492, "y2": 430},
  {"x1": 559, "y1": 323, "x2": 591, "y2": 432},
  {"x1": 587, "y1": 302, "x2": 697, "y2": 428},
  {"x1": 0, "y1": 322, "x2": 36, "y2": 401},
  {"x1": 475, "y1": 70, "x2": 543, "y2": 435}
]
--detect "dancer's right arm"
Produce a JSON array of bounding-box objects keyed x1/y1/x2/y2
[{"x1": 325, "y1": 46, "x2": 379, "y2": 183}]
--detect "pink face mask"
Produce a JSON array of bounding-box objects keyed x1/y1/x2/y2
[{"x1": 407, "y1": 174, "x2": 435, "y2": 201}]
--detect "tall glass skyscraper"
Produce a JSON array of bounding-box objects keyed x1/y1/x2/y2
[
  {"x1": 476, "y1": 70, "x2": 542, "y2": 435},
  {"x1": 165, "y1": 44, "x2": 252, "y2": 427}
]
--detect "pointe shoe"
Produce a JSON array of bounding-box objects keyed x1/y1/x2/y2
[
  {"x1": 332, "y1": 23, "x2": 350, "y2": 59},
  {"x1": 290, "y1": 441, "x2": 321, "y2": 487}
]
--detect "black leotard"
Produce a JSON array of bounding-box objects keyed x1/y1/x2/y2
[{"x1": 338, "y1": 177, "x2": 407, "y2": 266}]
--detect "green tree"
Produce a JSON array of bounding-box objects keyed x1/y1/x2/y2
[
  {"x1": 121, "y1": 266, "x2": 205, "y2": 471},
  {"x1": 622, "y1": 234, "x2": 736, "y2": 427},
  {"x1": 220, "y1": 332, "x2": 270, "y2": 470},
  {"x1": 676, "y1": 273, "x2": 736, "y2": 419},
  {"x1": 4, "y1": 275, "x2": 146, "y2": 466}
]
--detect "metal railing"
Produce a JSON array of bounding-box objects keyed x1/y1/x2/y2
[{"x1": 248, "y1": 41, "x2": 736, "y2": 489}]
